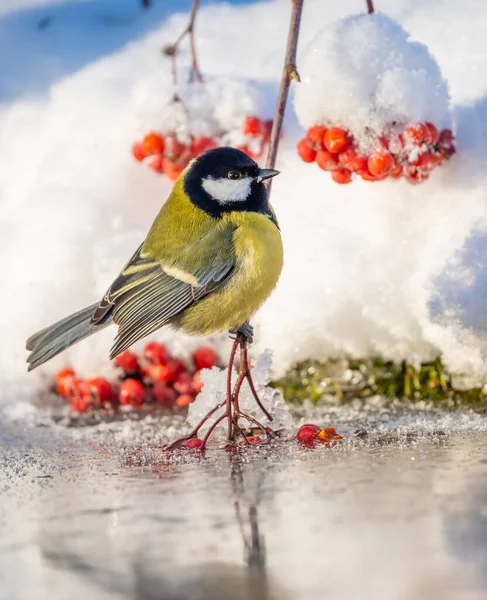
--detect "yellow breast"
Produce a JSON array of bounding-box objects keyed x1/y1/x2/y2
[{"x1": 179, "y1": 211, "x2": 283, "y2": 336}]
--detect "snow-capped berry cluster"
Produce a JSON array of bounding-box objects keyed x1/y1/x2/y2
[
  {"x1": 295, "y1": 423, "x2": 343, "y2": 448},
  {"x1": 297, "y1": 122, "x2": 455, "y2": 185},
  {"x1": 54, "y1": 342, "x2": 219, "y2": 414},
  {"x1": 132, "y1": 115, "x2": 273, "y2": 180}
]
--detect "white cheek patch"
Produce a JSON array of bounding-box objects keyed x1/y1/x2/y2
[{"x1": 202, "y1": 176, "x2": 252, "y2": 204}]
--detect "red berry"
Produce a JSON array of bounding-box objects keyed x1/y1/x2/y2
[
  {"x1": 242, "y1": 116, "x2": 262, "y2": 137},
  {"x1": 55, "y1": 368, "x2": 76, "y2": 397},
  {"x1": 404, "y1": 165, "x2": 429, "y2": 184},
  {"x1": 114, "y1": 350, "x2": 139, "y2": 373},
  {"x1": 389, "y1": 160, "x2": 403, "y2": 179},
  {"x1": 183, "y1": 437, "x2": 204, "y2": 449},
  {"x1": 368, "y1": 151, "x2": 394, "y2": 176},
  {"x1": 347, "y1": 155, "x2": 368, "y2": 173},
  {"x1": 306, "y1": 125, "x2": 326, "y2": 150},
  {"x1": 149, "y1": 359, "x2": 185, "y2": 383},
  {"x1": 147, "y1": 154, "x2": 164, "y2": 173},
  {"x1": 87, "y1": 377, "x2": 113, "y2": 405},
  {"x1": 152, "y1": 382, "x2": 177, "y2": 408},
  {"x1": 64, "y1": 377, "x2": 88, "y2": 402},
  {"x1": 119, "y1": 378, "x2": 145, "y2": 408},
  {"x1": 174, "y1": 372, "x2": 194, "y2": 395},
  {"x1": 71, "y1": 396, "x2": 93, "y2": 414},
  {"x1": 142, "y1": 132, "x2": 165, "y2": 156},
  {"x1": 439, "y1": 128, "x2": 454, "y2": 149},
  {"x1": 144, "y1": 342, "x2": 169, "y2": 365},
  {"x1": 192, "y1": 371, "x2": 203, "y2": 394},
  {"x1": 132, "y1": 142, "x2": 147, "y2": 162},
  {"x1": 323, "y1": 127, "x2": 349, "y2": 154},
  {"x1": 165, "y1": 136, "x2": 186, "y2": 160},
  {"x1": 193, "y1": 347, "x2": 218, "y2": 371},
  {"x1": 162, "y1": 158, "x2": 185, "y2": 181},
  {"x1": 316, "y1": 150, "x2": 339, "y2": 171},
  {"x1": 190, "y1": 136, "x2": 217, "y2": 155},
  {"x1": 297, "y1": 139, "x2": 317, "y2": 163},
  {"x1": 239, "y1": 435, "x2": 262, "y2": 446},
  {"x1": 412, "y1": 152, "x2": 433, "y2": 169},
  {"x1": 317, "y1": 427, "x2": 342, "y2": 442},
  {"x1": 332, "y1": 168, "x2": 352, "y2": 184},
  {"x1": 404, "y1": 123, "x2": 432, "y2": 146},
  {"x1": 425, "y1": 122, "x2": 439, "y2": 144},
  {"x1": 296, "y1": 424, "x2": 320, "y2": 443},
  {"x1": 338, "y1": 147, "x2": 357, "y2": 168},
  {"x1": 175, "y1": 393, "x2": 195, "y2": 407}
]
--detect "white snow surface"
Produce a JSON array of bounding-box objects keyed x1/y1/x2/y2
[
  {"x1": 2, "y1": 0, "x2": 487, "y2": 411},
  {"x1": 294, "y1": 13, "x2": 451, "y2": 143}
]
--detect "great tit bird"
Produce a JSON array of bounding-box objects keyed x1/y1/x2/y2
[{"x1": 26, "y1": 147, "x2": 283, "y2": 371}]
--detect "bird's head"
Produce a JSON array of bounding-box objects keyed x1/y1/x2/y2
[{"x1": 182, "y1": 147, "x2": 279, "y2": 218}]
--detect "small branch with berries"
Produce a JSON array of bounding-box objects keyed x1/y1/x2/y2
[
  {"x1": 265, "y1": 0, "x2": 304, "y2": 196},
  {"x1": 163, "y1": 0, "x2": 203, "y2": 86}
]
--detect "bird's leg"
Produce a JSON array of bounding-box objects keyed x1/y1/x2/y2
[
  {"x1": 230, "y1": 328, "x2": 278, "y2": 442},
  {"x1": 166, "y1": 399, "x2": 226, "y2": 450}
]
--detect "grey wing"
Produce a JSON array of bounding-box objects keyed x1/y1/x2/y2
[{"x1": 92, "y1": 246, "x2": 234, "y2": 359}]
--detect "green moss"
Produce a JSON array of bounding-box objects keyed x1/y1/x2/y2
[{"x1": 272, "y1": 357, "x2": 487, "y2": 406}]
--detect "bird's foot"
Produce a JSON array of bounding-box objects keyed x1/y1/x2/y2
[{"x1": 229, "y1": 322, "x2": 254, "y2": 344}]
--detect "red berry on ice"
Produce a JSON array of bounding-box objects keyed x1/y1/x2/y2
[
  {"x1": 316, "y1": 150, "x2": 339, "y2": 171},
  {"x1": 71, "y1": 396, "x2": 93, "y2": 413},
  {"x1": 306, "y1": 125, "x2": 326, "y2": 150},
  {"x1": 56, "y1": 368, "x2": 76, "y2": 397},
  {"x1": 323, "y1": 127, "x2": 349, "y2": 154},
  {"x1": 132, "y1": 142, "x2": 147, "y2": 162},
  {"x1": 152, "y1": 382, "x2": 177, "y2": 408},
  {"x1": 193, "y1": 347, "x2": 218, "y2": 371},
  {"x1": 332, "y1": 168, "x2": 352, "y2": 184},
  {"x1": 183, "y1": 437, "x2": 204, "y2": 449},
  {"x1": 147, "y1": 154, "x2": 164, "y2": 173},
  {"x1": 174, "y1": 372, "x2": 194, "y2": 395},
  {"x1": 119, "y1": 378, "x2": 145, "y2": 408},
  {"x1": 296, "y1": 424, "x2": 320, "y2": 443},
  {"x1": 175, "y1": 393, "x2": 195, "y2": 407},
  {"x1": 389, "y1": 159, "x2": 403, "y2": 179},
  {"x1": 368, "y1": 151, "x2": 394, "y2": 176},
  {"x1": 243, "y1": 116, "x2": 262, "y2": 137},
  {"x1": 190, "y1": 136, "x2": 217, "y2": 155},
  {"x1": 412, "y1": 152, "x2": 434, "y2": 168},
  {"x1": 114, "y1": 350, "x2": 139, "y2": 373},
  {"x1": 87, "y1": 377, "x2": 113, "y2": 405},
  {"x1": 144, "y1": 342, "x2": 169, "y2": 365},
  {"x1": 297, "y1": 139, "x2": 317, "y2": 163},
  {"x1": 192, "y1": 371, "x2": 204, "y2": 394},
  {"x1": 425, "y1": 122, "x2": 439, "y2": 145},
  {"x1": 404, "y1": 123, "x2": 432, "y2": 146},
  {"x1": 142, "y1": 132, "x2": 165, "y2": 156},
  {"x1": 149, "y1": 359, "x2": 185, "y2": 383}
]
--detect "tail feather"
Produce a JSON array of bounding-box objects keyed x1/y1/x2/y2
[{"x1": 26, "y1": 303, "x2": 111, "y2": 371}]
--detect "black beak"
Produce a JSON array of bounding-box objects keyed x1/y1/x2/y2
[{"x1": 257, "y1": 168, "x2": 280, "y2": 182}]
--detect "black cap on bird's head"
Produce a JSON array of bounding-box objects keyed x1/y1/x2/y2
[{"x1": 183, "y1": 146, "x2": 280, "y2": 220}]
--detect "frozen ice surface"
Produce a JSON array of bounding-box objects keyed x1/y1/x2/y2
[
  {"x1": 294, "y1": 13, "x2": 451, "y2": 144},
  {"x1": 187, "y1": 350, "x2": 293, "y2": 434},
  {"x1": 2, "y1": 0, "x2": 487, "y2": 419}
]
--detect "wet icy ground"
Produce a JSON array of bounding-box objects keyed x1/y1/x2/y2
[{"x1": 2, "y1": 406, "x2": 487, "y2": 600}]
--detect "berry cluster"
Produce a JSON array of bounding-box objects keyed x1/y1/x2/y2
[
  {"x1": 297, "y1": 122, "x2": 455, "y2": 185},
  {"x1": 132, "y1": 116, "x2": 273, "y2": 180},
  {"x1": 54, "y1": 342, "x2": 218, "y2": 414},
  {"x1": 295, "y1": 423, "x2": 342, "y2": 448}
]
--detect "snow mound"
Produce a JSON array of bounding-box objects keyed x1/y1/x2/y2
[
  {"x1": 133, "y1": 75, "x2": 263, "y2": 148},
  {"x1": 294, "y1": 13, "x2": 451, "y2": 144}
]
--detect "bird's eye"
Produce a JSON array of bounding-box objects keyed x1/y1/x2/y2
[{"x1": 228, "y1": 170, "x2": 241, "y2": 180}]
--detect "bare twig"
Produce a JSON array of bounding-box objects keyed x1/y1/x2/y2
[
  {"x1": 265, "y1": 0, "x2": 304, "y2": 196},
  {"x1": 163, "y1": 0, "x2": 203, "y2": 86},
  {"x1": 366, "y1": 0, "x2": 375, "y2": 14}
]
